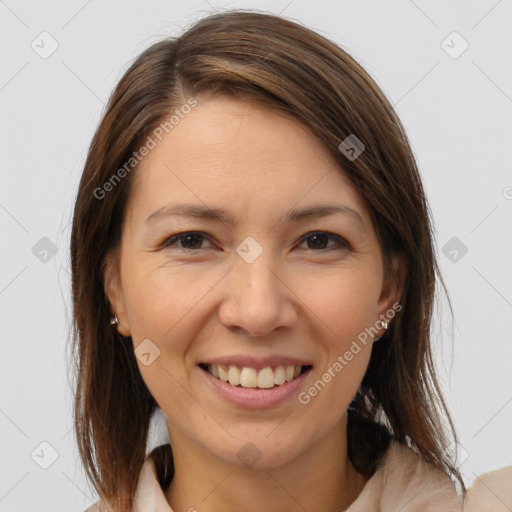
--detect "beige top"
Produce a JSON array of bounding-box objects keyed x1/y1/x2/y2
[{"x1": 86, "y1": 441, "x2": 512, "y2": 511}]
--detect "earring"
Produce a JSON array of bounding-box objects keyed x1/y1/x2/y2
[
  {"x1": 110, "y1": 316, "x2": 119, "y2": 326},
  {"x1": 374, "y1": 319, "x2": 389, "y2": 342}
]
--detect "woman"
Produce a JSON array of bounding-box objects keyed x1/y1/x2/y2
[{"x1": 71, "y1": 10, "x2": 511, "y2": 512}]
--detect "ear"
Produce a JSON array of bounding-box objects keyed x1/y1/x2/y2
[
  {"x1": 103, "y1": 249, "x2": 131, "y2": 337},
  {"x1": 376, "y1": 252, "x2": 406, "y2": 335}
]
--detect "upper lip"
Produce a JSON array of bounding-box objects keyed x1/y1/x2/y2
[{"x1": 199, "y1": 355, "x2": 314, "y2": 369}]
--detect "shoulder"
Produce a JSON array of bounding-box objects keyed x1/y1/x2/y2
[
  {"x1": 373, "y1": 441, "x2": 462, "y2": 510},
  {"x1": 465, "y1": 465, "x2": 512, "y2": 511},
  {"x1": 83, "y1": 456, "x2": 172, "y2": 512},
  {"x1": 347, "y1": 440, "x2": 461, "y2": 511},
  {"x1": 83, "y1": 499, "x2": 117, "y2": 512},
  {"x1": 353, "y1": 441, "x2": 512, "y2": 512},
  {"x1": 83, "y1": 503, "x2": 107, "y2": 512},
  {"x1": 83, "y1": 503, "x2": 113, "y2": 512}
]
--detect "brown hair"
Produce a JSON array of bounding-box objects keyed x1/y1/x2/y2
[{"x1": 70, "y1": 9, "x2": 465, "y2": 510}]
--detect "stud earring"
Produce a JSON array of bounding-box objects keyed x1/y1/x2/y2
[
  {"x1": 110, "y1": 316, "x2": 119, "y2": 326},
  {"x1": 374, "y1": 319, "x2": 389, "y2": 342}
]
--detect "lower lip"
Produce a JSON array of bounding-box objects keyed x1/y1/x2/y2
[{"x1": 198, "y1": 366, "x2": 313, "y2": 409}]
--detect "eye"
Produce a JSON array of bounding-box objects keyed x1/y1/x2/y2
[
  {"x1": 161, "y1": 231, "x2": 216, "y2": 251},
  {"x1": 297, "y1": 231, "x2": 351, "y2": 251},
  {"x1": 160, "y1": 230, "x2": 350, "y2": 252}
]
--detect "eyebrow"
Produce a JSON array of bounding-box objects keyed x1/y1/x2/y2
[{"x1": 145, "y1": 202, "x2": 365, "y2": 230}]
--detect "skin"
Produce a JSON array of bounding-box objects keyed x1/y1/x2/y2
[{"x1": 104, "y1": 95, "x2": 405, "y2": 511}]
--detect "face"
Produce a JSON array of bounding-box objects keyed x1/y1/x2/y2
[{"x1": 105, "y1": 95, "x2": 403, "y2": 469}]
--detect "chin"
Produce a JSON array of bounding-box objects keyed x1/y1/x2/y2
[{"x1": 202, "y1": 425, "x2": 313, "y2": 470}]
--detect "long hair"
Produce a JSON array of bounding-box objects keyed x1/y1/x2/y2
[{"x1": 70, "y1": 10, "x2": 465, "y2": 510}]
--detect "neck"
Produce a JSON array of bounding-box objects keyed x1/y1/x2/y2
[{"x1": 164, "y1": 419, "x2": 367, "y2": 512}]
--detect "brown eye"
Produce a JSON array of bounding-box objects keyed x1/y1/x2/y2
[
  {"x1": 162, "y1": 231, "x2": 215, "y2": 250},
  {"x1": 298, "y1": 232, "x2": 350, "y2": 251}
]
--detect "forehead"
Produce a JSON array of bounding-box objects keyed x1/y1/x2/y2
[{"x1": 125, "y1": 96, "x2": 370, "y2": 226}]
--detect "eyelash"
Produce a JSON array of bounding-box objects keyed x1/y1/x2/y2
[{"x1": 160, "y1": 231, "x2": 351, "y2": 253}]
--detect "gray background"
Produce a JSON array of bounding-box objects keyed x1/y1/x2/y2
[{"x1": 1, "y1": 0, "x2": 511, "y2": 510}]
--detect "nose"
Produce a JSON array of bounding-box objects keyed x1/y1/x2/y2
[{"x1": 218, "y1": 249, "x2": 298, "y2": 338}]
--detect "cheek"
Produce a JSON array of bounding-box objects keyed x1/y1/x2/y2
[
  {"x1": 124, "y1": 270, "x2": 208, "y2": 428},
  {"x1": 285, "y1": 268, "x2": 380, "y2": 419},
  {"x1": 121, "y1": 258, "x2": 222, "y2": 345},
  {"x1": 296, "y1": 266, "x2": 382, "y2": 341},
  {"x1": 120, "y1": 261, "x2": 226, "y2": 409},
  {"x1": 297, "y1": 320, "x2": 374, "y2": 437}
]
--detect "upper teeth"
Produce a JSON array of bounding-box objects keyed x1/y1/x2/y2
[{"x1": 208, "y1": 364, "x2": 303, "y2": 389}]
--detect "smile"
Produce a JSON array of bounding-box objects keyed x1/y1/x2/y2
[{"x1": 199, "y1": 363, "x2": 313, "y2": 389}]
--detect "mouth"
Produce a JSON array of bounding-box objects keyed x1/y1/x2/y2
[{"x1": 198, "y1": 363, "x2": 313, "y2": 389}]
